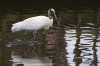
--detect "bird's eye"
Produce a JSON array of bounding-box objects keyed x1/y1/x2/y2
[{"x1": 50, "y1": 10, "x2": 54, "y2": 16}]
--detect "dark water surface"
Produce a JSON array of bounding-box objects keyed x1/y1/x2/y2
[{"x1": 0, "y1": 6, "x2": 100, "y2": 66}]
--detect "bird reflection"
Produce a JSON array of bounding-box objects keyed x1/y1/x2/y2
[
  {"x1": 11, "y1": 45, "x2": 52, "y2": 66},
  {"x1": 8, "y1": 29, "x2": 66, "y2": 66}
]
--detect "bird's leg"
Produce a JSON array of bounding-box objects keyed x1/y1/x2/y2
[
  {"x1": 20, "y1": 31, "x2": 30, "y2": 44},
  {"x1": 31, "y1": 31, "x2": 37, "y2": 44}
]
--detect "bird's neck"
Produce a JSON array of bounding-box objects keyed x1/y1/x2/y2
[
  {"x1": 49, "y1": 17, "x2": 53, "y2": 19},
  {"x1": 48, "y1": 12, "x2": 53, "y2": 19}
]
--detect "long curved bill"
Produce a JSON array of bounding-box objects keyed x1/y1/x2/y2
[{"x1": 54, "y1": 14, "x2": 60, "y2": 27}]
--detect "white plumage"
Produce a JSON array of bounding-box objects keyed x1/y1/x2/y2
[
  {"x1": 11, "y1": 8, "x2": 58, "y2": 33},
  {"x1": 11, "y1": 16, "x2": 53, "y2": 32},
  {"x1": 11, "y1": 8, "x2": 59, "y2": 44}
]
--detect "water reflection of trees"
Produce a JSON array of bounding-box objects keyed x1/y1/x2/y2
[
  {"x1": 64, "y1": 8, "x2": 100, "y2": 66},
  {"x1": 45, "y1": 29, "x2": 67, "y2": 66},
  {"x1": 74, "y1": 14, "x2": 82, "y2": 66},
  {"x1": 92, "y1": 10, "x2": 100, "y2": 66}
]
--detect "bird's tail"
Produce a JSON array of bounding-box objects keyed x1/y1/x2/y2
[{"x1": 11, "y1": 22, "x2": 23, "y2": 32}]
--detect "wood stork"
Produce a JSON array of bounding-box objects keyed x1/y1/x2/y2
[{"x1": 11, "y1": 8, "x2": 60, "y2": 44}]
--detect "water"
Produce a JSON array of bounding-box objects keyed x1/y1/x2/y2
[{"x1": 0, "y1": 6, "x2": 100, "y2": 66}]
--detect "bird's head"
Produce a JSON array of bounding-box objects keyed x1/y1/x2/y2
[{"x1": 48, "y1": 8, "x2": 60, "y2": 26}]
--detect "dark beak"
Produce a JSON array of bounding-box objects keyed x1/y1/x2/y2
[{"x1": 53, "y1": 14, "x2": 60, "y2": 27}]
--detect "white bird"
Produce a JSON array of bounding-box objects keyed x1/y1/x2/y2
[{"x1": 11, "y1": 8, "x2": 59, "y2": 44}]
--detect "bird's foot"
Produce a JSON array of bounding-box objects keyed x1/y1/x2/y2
[
  {"x1": 43, "y1": 31, "x2": 47, "y2": 34},
  {"x1": 43, "y1": 31, "x2": 55, "y2": 35}
]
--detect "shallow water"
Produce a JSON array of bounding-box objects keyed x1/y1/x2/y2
[{"x1": 0, "y1": 7, "x2": 100, "y2": 66}]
